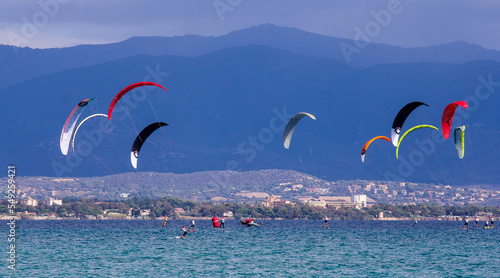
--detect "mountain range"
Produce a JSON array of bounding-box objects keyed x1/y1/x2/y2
[
  {"x1": 1, "y1": 24, "x2": 499, "y2": 187},
  {"x1": 2, "y1": 24, "x2": 500, "y2": 88}
]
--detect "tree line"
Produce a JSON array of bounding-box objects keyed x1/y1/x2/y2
[{"x1": 2, "y1": 197, "x2": 499, "y2": 220}]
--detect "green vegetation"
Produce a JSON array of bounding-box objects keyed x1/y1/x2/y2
[
  {"x1": 2, "y1": 197, "x2": 499, "y2": 220},
  {"x1": 9, "y1": 172, "x2": 500, "y2": 206}
]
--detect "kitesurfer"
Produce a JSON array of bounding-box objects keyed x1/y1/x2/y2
[
  {"x1": 462, "y1": 216, "x2": 469, "y2": 229},
  {"x1": 190, "y1": 219, "x2": 196, "y2": 232},
  {"x1": 484, "y1": 219, "x2": 489, "y2": 229},
  {"x1": 220, "y1": 216, "x2": 225, "y2": 230},
  {"x1": 323, "y1": 217, "x2": 329, "y2": 228},
  {"x1": 162, "y1": 216, "x2": 168, "y2": 227},
  {"x1": 490, "y1": 216, "x2": 494, "y2": 228},
  {"x1": 473, "y1": 216, "x2": 479, "y2": 228},
  {"x1": 413, "y1": 218, "x2": 417, "y2": 227},
  {"x1": 181, "y1": 226, "x2": 188, "y2": 239}
]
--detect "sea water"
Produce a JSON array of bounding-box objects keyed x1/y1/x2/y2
[{"x1": 1, "y1": 220, "x2": 498, "y2": 277}]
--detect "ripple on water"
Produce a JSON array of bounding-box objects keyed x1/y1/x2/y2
[{"x1": 0, "y1": 220, "x2": 498, "y2": 277}]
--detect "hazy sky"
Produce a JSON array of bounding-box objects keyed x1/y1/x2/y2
[{"x1": 0, "y1": 0, "x2": 499, "y2": 50}]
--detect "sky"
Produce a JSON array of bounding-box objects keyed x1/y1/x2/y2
[{"x1": 0, "y1": 0, "x2": 499, "y2": 50}]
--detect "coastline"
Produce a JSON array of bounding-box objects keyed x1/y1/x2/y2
[{"x1": 0, "y1": 216, "x2": 460, "y2": 221}]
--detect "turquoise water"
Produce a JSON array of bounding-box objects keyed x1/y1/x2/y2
[{"x1": 1, "y1": 220, "x2": 499, "y2": 277}]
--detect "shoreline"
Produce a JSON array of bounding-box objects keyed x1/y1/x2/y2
[{"x1": 0, "y1": 216, "x2": 461, "y2": 221}]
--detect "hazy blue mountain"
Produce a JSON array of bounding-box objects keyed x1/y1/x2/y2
[
  {"x1": 2, "y1": 45, "x2": 499, "y2": 186},
  {"x1": 2, "y1": 24, "x2": 500, "y2": 88}
]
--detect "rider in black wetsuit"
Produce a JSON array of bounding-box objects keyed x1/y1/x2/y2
[
  {"x1": 181, "y1": 226, "x2": 188, "y2": 238},
  {"x1": 220, "y1": 216, "x2": 225, "y2": 229},
  {"x1": 190, "y1": 219, "x2": 195, "y2": 232},
  {"x1": 462, "y1": 216, "x2": 469, "y2": 229}
]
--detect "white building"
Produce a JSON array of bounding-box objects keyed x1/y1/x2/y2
[
  {"x1": 262, "y1": 196, "x2": 293, "y2": 208},
  {"x1": 174, "y1": 208, "x2": 185, "y2": 214},
  {"x1": 308, "y1": 200, "x2": 327, "y2": 208},
  {"x1": 43, "y1": 198, "x2": 63, "y2": 206},
  {"x1": 351, "y1": 194, "x2": 367, "y2": 208},
  {"x1": 21, "y1": 197, "x2": 38, "y2": 207}
]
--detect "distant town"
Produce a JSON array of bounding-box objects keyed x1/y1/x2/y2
[
  {"x1": 4, "y1": 194, "x2": 368, "y2": 220},
  {"x1": 2, "y1": 170, "x2": 499, "y2": 220},
  {"x1": 2, "y1": 193, "x2": 499, "y2": 221},
  {"x1": 5, "y1": 170, "x2": 500, "y2": 207}
]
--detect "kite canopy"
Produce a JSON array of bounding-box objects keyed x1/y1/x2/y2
[
  {"x1": 108, "y1": 82, "x2": 167, "y2": 120},
  {"x1": 70, "y1": 114, "x2": 108, "y2": 153},
  {"x1": 396, "y1": 125, "x2": 438, "y2": 159},
  {"x1": 441, "y1": 100, "x2": 468, "y2": 139},
  {"x1": 391, "y1": 102, "x2": 429, "y2": 146},
  {"x1": 60, "y1": 98, "x2": 96, "y2": 155},
  {"x1": 454, "y1": 125, "x2": 465, "y2": 159},
  {"x1": 283, "y1": 112, "x2": 316, "y2": 149},
  {"x1": 361, "y1": 136, "x2": 390, "y2": 162},
  {"x1": 130, "y1": 122, "x2": 168, "y2": 169}
]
